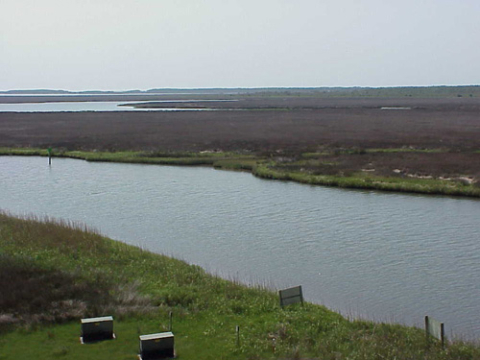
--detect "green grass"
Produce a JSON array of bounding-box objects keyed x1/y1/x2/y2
[
  {"x1": 0, "y1": 148, "x2": 256, "y2": 167},
  {"x1": 253, "y1": 164, "x2": 480, "y2": 198},
  {"x1": 0, "y1": 147, "x2": 49, "y2": 156},
  {"x1": 213, "y1": 158, "x2": 258, "y2": 171},
  {"x1": 2, "y1": 213, "x2": 479, "y2": 359}
]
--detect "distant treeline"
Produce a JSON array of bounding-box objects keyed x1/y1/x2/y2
[
  {"x1": 2, "y1": 85, "x2": 480, "y2": 97},
  {"x1": 252, "y1": 85, "x2": 480, "y2": 98}
]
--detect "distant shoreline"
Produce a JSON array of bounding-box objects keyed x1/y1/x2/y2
[{"x1": 1, "y1": 84, "x2": 480, "y2": 97}]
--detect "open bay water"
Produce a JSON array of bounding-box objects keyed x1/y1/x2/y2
[
  {"x1": 0, "y1": 101, "x2": 219, "y2": 112},
  {"x1": 1, "y1": 156, "x2": 480, "y2": 340}
]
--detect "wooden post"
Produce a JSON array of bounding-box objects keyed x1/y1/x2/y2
[{"x1": 47, "y1": 147, "x2": 52, "y2": 165}]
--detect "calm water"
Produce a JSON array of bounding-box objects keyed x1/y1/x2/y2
[
  {"x1": 0, "y1": 101, "x2": 214, "y2": 112},
  {"x1": 1, "y1": 156, "x2": 479, "y2": 340}
]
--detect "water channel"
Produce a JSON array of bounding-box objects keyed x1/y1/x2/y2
[{"x1": 1, "y1": 156, "x2": 479, "y2": 340}]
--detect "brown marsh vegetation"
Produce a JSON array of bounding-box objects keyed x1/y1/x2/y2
[{"x1": 1, "y1": 95, "x2": 479, "y2": 187}]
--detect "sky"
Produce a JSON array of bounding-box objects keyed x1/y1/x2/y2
[{"x1": 1, "y1": 0, "x2": 480, "y2": 91}]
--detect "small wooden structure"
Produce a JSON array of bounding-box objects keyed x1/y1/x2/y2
[
  {"x1": 80, "y1": 316, "x2": 115, "y2": 343},
  {"x1": 139, "y1": 332, "x2": 175, "y2": 359},
  {"x1": 279, "y1": 285, "x2": 303, "y2": 307},
  {"x1": 425, "y1": 315, "x2": 445, "y2": 348}
]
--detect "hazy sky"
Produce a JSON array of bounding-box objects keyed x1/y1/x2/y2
[{"x1": 1, "y1": 0, "x2": 479, "y2": 91}]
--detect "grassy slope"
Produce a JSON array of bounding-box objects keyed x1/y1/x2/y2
[
  {"x1": 253, "y1": 164, "x2": 480, "y2": 198},
  {"x1": 1, "y1": 148, "x2": 479, "y2": 198},
  {"x1": 1, "y1": 214, "x2": 479, "y2": 359}
]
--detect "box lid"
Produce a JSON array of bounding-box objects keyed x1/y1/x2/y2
[
  {"x1": 139, "y1": 332, "x2": 174, "y2": 341},
  {"x1": 81, "y1": 316, "x2": 113, "y2": 324}
]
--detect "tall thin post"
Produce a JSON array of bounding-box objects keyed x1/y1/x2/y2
[
  {"x1": 168, "y1": 311, "x2": 173, "y2": 332},
  {"x1": 236, "y1": 325, "x2": 240, "y2": 347},
  {"x1": 440, "y1": 323, "x2": 445, "y2": 349},
  {"x1": 425, "y1": 316, "x2": 429, "y2": 343}
]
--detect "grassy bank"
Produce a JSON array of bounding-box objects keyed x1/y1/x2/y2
[
  {"x1": 1, "y1": 147, "x2": 479, "y2": 198},
  {"x1": 1, "y1": 213, "x2": 479, "y2": 359},
  {"x1": 253, "y1": 164, "x2": 480, "y2": 198},
  {"x1": 0, "y1": 147, "x2": 257, "y2": 167}
]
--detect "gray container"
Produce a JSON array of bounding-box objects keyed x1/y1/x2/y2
[
  {"x1": 81, "y1": 316, "x2": 114, "y2": 343},
  {"x1": 139, "y1": 332, "x2": 175, "y2": 359}
]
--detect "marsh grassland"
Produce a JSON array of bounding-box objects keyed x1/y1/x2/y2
[
  {"x1": 1, "y1": 90, "x2": 479, "y2": 197},
  {"x1": 1, "y1": 88, "x2": 480, "y2": 359}
]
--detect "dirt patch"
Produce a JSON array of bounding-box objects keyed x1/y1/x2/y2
[{"x1": 274, "y1": 151, "x2": 480, "y2": 182}]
